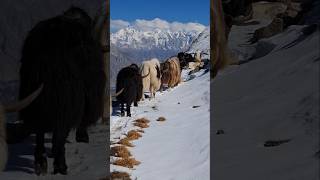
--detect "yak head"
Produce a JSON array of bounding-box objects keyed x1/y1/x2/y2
[
  {"x1": 63, "y1": 7, "x2": 92, "y2": 29},
  {"x1": 62, "y1": 5, "x2": 108, "y2": 53},
  {"x1": 129, "y1": 64, "x2": 139, "y2": 71}
]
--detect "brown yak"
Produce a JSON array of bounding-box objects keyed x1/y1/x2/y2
[{"x1": 161, "y1": 57, "x2": 181, "y2": 88}]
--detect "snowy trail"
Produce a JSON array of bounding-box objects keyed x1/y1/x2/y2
[
  {"x1": 212, "y1": 3, "x2": 320, "y2": 179},
  {"x1": 110, "y1": 70, "x2": 210, "y2": 180},
  {"x1": 0, "y1": 124, "x2": 108, "y2": 180}
]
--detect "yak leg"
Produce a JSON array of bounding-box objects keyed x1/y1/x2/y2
[
  {"x1": 153, "y1": 88, "x2": 156, "y2": 98},
  {"x1": 34, "y1": 132, "x2": 47, "y2": 175},
  {"x1": 141, "y1": 91, "x2": 145, "y2": 101},
  {"x1": 126, "y1": 103, "x2": 131, "y2": 117},
  {"x1": 76, "y1": 122, "x2": 89, "y2": 143},
  {"x1": 149, "y1": 87, "x2": 153, "y2": 100},
  {"x1": 120, "y1": 103, "x2": 125, "y2": 117},
  {"x1": 52, "y1": 129, "x2": 69, "y2": 175}
]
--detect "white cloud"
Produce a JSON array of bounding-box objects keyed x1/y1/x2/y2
[
  {"x1": 110, "y1": 19, "x2": 130, "y2": 32},
  {"x1": 133, "y1": 18, "x2": 171, "y2": 31},
  {"x1": 111, "y1": 18, "x2": 207, "y2": 33},
  {"x1": 169, "y1": 22, "x2": 206, "y2": 32}
]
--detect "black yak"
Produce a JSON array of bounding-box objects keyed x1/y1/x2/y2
[
  {"x1": 116, "y1": 64, "x2": 148, "y2": 117},
  {"x1": 129, "y1": 64, "x2": 144, "y2": 107},
  {"x1": 19, "y1": 7, "x2": 106, "y2": 175},
  {"x1": 177, "y1": 52, "x2": 194, "y2": 69}
]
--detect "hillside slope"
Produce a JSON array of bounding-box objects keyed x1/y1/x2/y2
[
  {"x1": 212, "y1": 2, "x2": 319, "y2": 178},
  {"x1": 110, "y1": 69, "x2": 210, "y2": 180}
]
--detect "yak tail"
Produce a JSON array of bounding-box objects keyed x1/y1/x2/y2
[
  {"x1": 141, "y1": 70, "x2": 150, "y2": 79},
  {"x1": 113, "y1": 88, "x2": 124, "y2": 97},
  {"x1": 4, "y1": 84, "x2": 43, "y2": 113},
  {"x1": 156, "y1": 65, "x2": 161, "y2": 79}
]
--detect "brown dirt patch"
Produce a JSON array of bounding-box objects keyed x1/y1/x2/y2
[
  {"x1": 135, "y1": 118, "x2": 150, "y2": 124},
  {"x1": 110, "y1": 171, "x2": 131, "y2": 180},
  {"x1": 126, "y1": 130, "x2": 142, "y2": 140},
  {"x1": 117, "y1": 138, "x2": 134, "y2": 147},
  {"x1": 157, "y1": 117, "x2": 166, "y2": 121},
  {"x1": 113, "y1": 157, "x2": 141, "y2": 168},
  {"x1": 110, "y1": 146, "x2": 131, "y2": 158},
  {"x1": 133, "y1": 122, "x2": 149, "y2": 128}
]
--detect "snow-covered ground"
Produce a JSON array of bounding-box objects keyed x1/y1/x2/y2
[
  {"x1": 0, "y1": 124, "x2": 108, "y2": 180},
  {"x1": 110, "y1": 69, "x2": 210, "y2": 180},
  {"x1": 211, "y1": 2, "x2": 319, "y2": 179}
]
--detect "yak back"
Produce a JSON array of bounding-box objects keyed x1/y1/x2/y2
[
  {"x1": 19, "y1": 8, "x2": 106, "y2": 132},
  {"x1": 116, "y1": 67, "x2": 139, "y2": 104},
  {"x1": 161, "y1": 57, "x2": 181, "y2": 87}
]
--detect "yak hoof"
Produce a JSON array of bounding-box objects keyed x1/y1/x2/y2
[
  {"x1": 127, "y1": 114, "x2": 131, "y2": 117},
  {"x1": 76, "y1": 130, "x2": 89, "y2": 143},
  {"x1": 34, "y1": 158, "x2": 47, "y2": 175},
  {"x1": 53, "y1": 164, "x2": 68, "y2": 175},
  {"x1": 134, "y1": 102, "x2": 138, "y2": 107},
  {"x1": 120, "y1": 112, "x2": 125, "y2": 117}
]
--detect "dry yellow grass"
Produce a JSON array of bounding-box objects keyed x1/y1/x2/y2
[
  {"x1": 113, "y1": 157, "x2": 141, "y2": 168},
  {"x1": 110, "y1": 146, "x2": 131, "y2": 158},
  {"x1": 126, "y1": 130, "x2": 142, "y2": 140},
  {"x1": 135, "y1": 118, "x2": 150, "y2": 124},
  {"x1": 157, "y1": 116, "x2": 166, "y2": 121},
  {"x1": 117, "y1": 138, "x2": 134, "y2": 147},
  {"x1": 110, "y1": 171, "x2": 131, "y2": 180},
  {"x1": 133, "y1": 122, "x2": 149, "y2": 128}
]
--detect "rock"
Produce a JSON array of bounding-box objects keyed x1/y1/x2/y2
[{"x1": 216, "y1": 129, "x2": 225, "y2": 135}]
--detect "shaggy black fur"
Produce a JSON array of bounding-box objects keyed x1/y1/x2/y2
[
  {"x1": 129, "y1": 64, "x2": 143, "y2": 106},
  {"x1": 19, "y1": 7, "x2": 106, "y2": 175},
  {"x1": 177, "y1": 52, "x2": 194, "y2": 69},
  {"x1": 116, "y1": 64, "x2": 143, "y2": 116}
]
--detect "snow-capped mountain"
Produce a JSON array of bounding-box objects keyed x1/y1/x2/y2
[
  {"x1": 110, "y1": 45, "x2": 133, "y2": 88},
  {"x1": 111, "y1": 27, "x2": 204, "y2": 62},
  {"x1": 187, "y1": 27, "x2": 210, "y2": 59}
]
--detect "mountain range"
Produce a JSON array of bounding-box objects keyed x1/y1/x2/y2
[{"x1": 110, "y1": 26, "x2": 210, "y2": 87}]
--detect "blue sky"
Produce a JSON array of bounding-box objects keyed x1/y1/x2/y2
[{"x1": 110, "y1": 0, "x2": 209, "y2": 25}]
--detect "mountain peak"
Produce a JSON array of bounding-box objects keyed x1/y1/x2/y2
[{"x1": 111, "y1": 27, "x2": 202, "y2": 51}]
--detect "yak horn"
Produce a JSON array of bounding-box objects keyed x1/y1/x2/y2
[
  {"x1": 141, "y1": 70, "x2": 150, "y2": 79},
  {"x1": 4, "y1": 84, "x2": 43, "y2": 113},
  {"x1": 113, "y1": 88, "x2": 124, "y2": 97}
]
